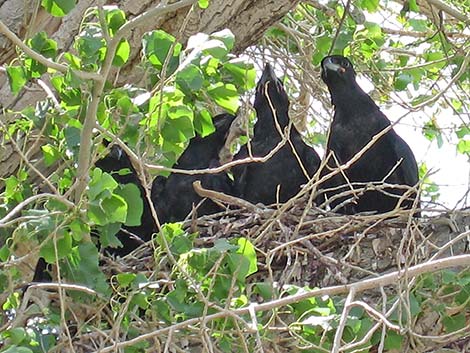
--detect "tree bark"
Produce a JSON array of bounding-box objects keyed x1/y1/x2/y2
[{"x1": 0, "y1": 0, "x2": 299, "y2": 183}]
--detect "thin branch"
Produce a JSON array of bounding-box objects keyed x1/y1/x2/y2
[
  {"x1": 0, "y1": 193, "x2": 74, "y2": 226},
  {"x1": 332, "y1": 288, "x2": 355, "y2": 353},
  {"x1": 192, "y1": 181, "x2": 261, "y2": 212},
  {"x1": 93, "y1": 254, "x2": 470, "y2": 353},
  {"x1": 413, "y1": 48, "x2": 470, "y2": 110},
  {"x1": 74, "y1": 0, "x2": 198, "y2": 202},
  {"x1": 0, "y1": 20, "x2": 101, "y2": 81},
  {"x1": 426, "y1": 0, "x2": 470, "y2": 24}
]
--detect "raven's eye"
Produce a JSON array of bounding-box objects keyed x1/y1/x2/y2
[{"x1": 343, "y1": 60, "x2": 350, "y2": 68}]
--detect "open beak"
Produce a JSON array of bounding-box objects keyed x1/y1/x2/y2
[
  {"x1": 259, "y1": 63, "x2": 277, "y2": 85},
  {"x1": 322, "y1": 57, "x2": 345, "y2": 73}
]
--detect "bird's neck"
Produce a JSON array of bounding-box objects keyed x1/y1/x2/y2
[
  {"x1": 253, "y1": 108, "x2": 289, "y2": 141},
  {"x1": 330, "y1": 82, "x2": 375, "y2": 112}
]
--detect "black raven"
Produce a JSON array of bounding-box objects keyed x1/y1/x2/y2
[
  {"x1": 152, "y1": 113, "x2": 234, "y2": 223},
  {"x1": 32, "y1": 145, "x2": 154, "y2": 281},
  {"x1": 320, "y1": 55, "x2": 420, "y2": 214},
  {"x1": 95, "y1": 145, "x2": 156, "y2": 255},
  {"x1": 232, "y1": 64, "x2": 321, "y2": 205}
]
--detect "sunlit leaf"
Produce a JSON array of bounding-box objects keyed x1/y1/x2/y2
[
  {"x1": 42, "y1": 0, "x2": 76, "y2": 17},
  {"x1": 6, "y1": 65, "x2": 28, "y2": 95},
  {"x1": 113, "y1": 39, "x2": 130, "y2": 67},
  {"x1": 207, "y1": 83, "x2": 239, "y2": 114}
]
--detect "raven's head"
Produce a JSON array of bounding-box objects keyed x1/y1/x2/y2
[
  {"x1": 256, "y1": 64, "x2": 289, "y2": 110},
  {"x1": 254, "y1": 63, "x2": 290, "y2": 129},
  {"x1": 212, "y1": 113, "x2": 235, "y2": 137},
  {"x1": 321, "y1": 55, "x2": 356, "y2": 86}
]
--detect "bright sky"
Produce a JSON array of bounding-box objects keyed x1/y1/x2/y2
[{"x1": 358, "y1": 74, "x2": 470, "y2": 210}]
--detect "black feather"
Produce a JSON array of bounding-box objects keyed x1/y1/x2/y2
[
  {"x1": 95, "y1": 145, "x2": 156, "y2": 255},
  {"x1": 152, "y1": 113, "x2": 234, "y2": 223},
  {"x1": 232, "y1": 64, "x2": 321, "y2": 204},
  {"x1": 320, "y1": 55, "x2": 420, "y2": 214}
]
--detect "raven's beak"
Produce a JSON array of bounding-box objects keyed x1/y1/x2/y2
[
  {"x1": 259, "y1": 63, "x2": 277, "y2": 84},
  {"x1": 109, "y1": 145, "x2": 123, "y2": 160},
  {"x1": 322, "y1": 57, "x2": 345, "y2": 73}
]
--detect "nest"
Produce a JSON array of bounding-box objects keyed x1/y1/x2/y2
[{"x1": 15, "y1": 198, "x2": 470, "y2": 352}]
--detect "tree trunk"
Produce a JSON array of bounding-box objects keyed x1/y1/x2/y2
[{"x1": 0, "y1": 0, "x2": 299, "y2": 182}]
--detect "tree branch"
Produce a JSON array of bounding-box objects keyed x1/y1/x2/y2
[
  {"x1": 426, "y1": 0, "x2": 470, "y2": 24},
  {"x1": 73, "y1": 0, "x2": 198, "y2": 203},
  {"x1": 0, "y1": 20, "x2": 102, "y2": 81},
  {"x1": 93, "y1": 254, "x2": 470, "y2": 353}
]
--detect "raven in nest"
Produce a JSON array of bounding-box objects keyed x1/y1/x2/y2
[
  {"x1": 95, "y1": 144, "x2": 156, "y2": 255},
  {"x1": 320, "y1": 55, "x2": 420, "y2": 215},
  {"x1": 232, "y1": 64, "x2": 321, "y2": 205},
  {"x1": 151, "y1": 113, "x2": 234, "y2": 224}
]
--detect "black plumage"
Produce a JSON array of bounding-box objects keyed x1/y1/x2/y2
[
  {"x1": 95, "y1": 145, "x2": 156, "y2": 255},
  {"x1": 151, "y1": 113, "x2": 234, "y2": 223},
  {"x1": 232, "y1": 64, "x2": 321, "y2": 204},
  {"x1": 32, "y1": 145, "x2": 154, "y2": 281},
  {"x1": 320, "y1": 55, "x2": 420, "y2": 214}
]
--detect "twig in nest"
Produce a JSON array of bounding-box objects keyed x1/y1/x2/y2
[
  {"x1": 219, "y1": 104, "x2": 252, "y2": 165},
  {"x1": 192, "y1": 181, "x2": 261, "y2": 213}
]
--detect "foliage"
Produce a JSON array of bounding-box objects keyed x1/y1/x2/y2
[
  {"x1": 0, "y1": 0, "x2": 470, "y2": 352},
  {"x1": 263, "y1": 0, "x2": 470, "y2": 204}
]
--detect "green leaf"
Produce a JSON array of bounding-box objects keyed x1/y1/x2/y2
[
  {"x1": 88, "y1": 194, "x2": 127, "y2": 226},
  {"x1": 29, "y1": 31, "x2": 58, "y2": 59},
  {"x1": 40, "y1": 231, "x2": 73, "y2": 263},
  {"x1": 409, "y1": 19, "x2": 428, "y2": 32},
  {"x1": 69, "y1": 219, "x2": 89, "y2": 242},
  {"x1": 97, "y1": 223, "x2": 122, "y2": 248},
  {"x1": 457, "y1": 140, "x2": 470, "y2": 155},
  {"x1": 64, "y1": 126, "x2": 81, "y2": 154},
  {"x1": 66, "y1": 243, "x2": 110, "y2": 295},
  {"x1": 198, "y1": 0, "x2": 209, "y2": 9},
  {"x1": 106, "y1": 8, "x2": 126, "y2": 36},
  {"x1": 383, "y1": 330, "x2": 403, "y2": 350},
  {"x1": 115, "y1": 183, "x2": 144, "y2": 227},
  {"x1": 364, "y1": 22, "x2": 383, "y2": 38},
  {"x1": 207, "y1": 83, "x2": 239, "y2": 114},
  {"x1": 237, "y1": 238, "x2": 258, "y2": 276},
  {"x1": 422, "y1": 120, "x2": 443, "y2": 148},
  {"x1": 394, "y1": 73, "x2": 413, "y2": 91},
  {"x1": 6, "y1": 65, "x2": 28, "y2": 95},
  {"x1": 0, "y1": 244, "x2": 10, "y2": 262},
  {"x1": 359, "y1": 0, "x2": 379, "y2": 12},
  {"x1": 42, "y1": 0, "x2": 76, "y2": 17},
  {"x1": 213, "y1": 239, "x2": 239, "y2": 252},
  {"x1": 63, "y1": 52, "x2": 81, "y2": 70},
  {"x1": 456, "y1": 126, "x2": 470, "y2": 138},
  {"x1": 117, "y1": 273, "x2": 136, "y2": 287},
  {"x1": 75, "y1": 26, "x2": 106, "y2": 68},
  {"x1": 161, "y1": 105, "x2": 195, "y2": 143},
  {"x1": 41, "y1": 144, "x2": 61, "y2": 166},
  {"x1": 4, "y1": 327, "x2": 27, "y2": 345},
  {"x1": 194, "y1": 109, "x2": 215, "y2": 137},
  {"x1": 253, "y1": 282, "x2": 275, "y2": 301},
  {"x1": 176, "y1": 64, "x2": 204, "y2": 92},
  {"x1": 223, "y1": 59, "x2": 256, "y2": 90},
  {"x1": 409, "y1": 0, "x2": 420, "y2": 12},
  {"x1": 201, "y1": 39, "x2": 228, "y2": 59},
  {"x1": 443, "y1": 313, "x2": 466, "y2": 333},
  {"x1": 113, "y1": 39, "x2": 130, "y2": 67},
  {"x1": 142, "y1": 30, "x2": 182, "y2": 75},
  {"x1": 211, "y1": 29, "x2": 235, "y2": 52},
  {"x1": 88, "y1": 168, "x2": 118, "y2": 201},
  {"x1": 170, "y1": 233, "x2": 193, "y2": 256}
]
